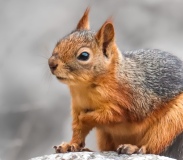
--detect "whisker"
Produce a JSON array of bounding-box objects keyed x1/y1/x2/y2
[
  {"x1": 38, "y1": 55, "x2": 49, "y2": 60},
  {"x1": 36, "y1": 62, "x2": 48, "y2": 65},
  {"x1": 47, "y1": 71, "x2": 53, "y2": 93},
  {"x1": 40, "y1": 65, "x2": 51, "y2": 85},
  {"x1": 38, "y1": 45, "x2": 52, "y2": 61}
]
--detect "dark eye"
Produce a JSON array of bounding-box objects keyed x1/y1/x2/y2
[{"x1": 77, "y1": 52, "x2": 90, "y2": 61}]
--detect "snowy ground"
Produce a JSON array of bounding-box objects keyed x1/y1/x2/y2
[{"x1": 0, "y1": 0, "x2": 183, "y2": 159}]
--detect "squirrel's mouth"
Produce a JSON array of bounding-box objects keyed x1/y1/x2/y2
[{"x1": 56, "y1": 76, "x2": 67, "y2": 81}]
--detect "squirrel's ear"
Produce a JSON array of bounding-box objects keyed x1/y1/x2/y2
[
  {"x1": 95, "y1": 20, "x2": 115, "y2": 57},
  {"x1": 76, "y1": 7, "x2": 90, "y2": 30}
]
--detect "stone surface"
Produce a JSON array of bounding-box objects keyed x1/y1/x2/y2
[{"x1": 30, "y1": 152, "x2": 175, "y2": 160}]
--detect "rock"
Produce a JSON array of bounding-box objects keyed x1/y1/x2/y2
[{"x1": 30, "y1": 152, "x2": 175, "y2": 160}]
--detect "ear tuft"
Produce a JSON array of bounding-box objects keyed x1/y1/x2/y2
[{"x1": 76, "y1": 7, "x2": 90, "y2": 30}]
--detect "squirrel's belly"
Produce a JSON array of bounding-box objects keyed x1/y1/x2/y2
[{"x1": 101, "y1": 122, "x2": 146, "y2": 145}]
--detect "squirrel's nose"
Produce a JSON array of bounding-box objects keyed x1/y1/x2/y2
[{"x1": 48, "y1": 56, "x2": 58, "y2": 72}]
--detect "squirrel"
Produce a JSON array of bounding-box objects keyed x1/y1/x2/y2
[{"x1": 48, "y1": 8, "x2": 183, "y2": 159}]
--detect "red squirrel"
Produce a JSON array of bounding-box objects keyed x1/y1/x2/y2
[{"x1": 48, "y1": 8, "x2": 183, "y2": 159}]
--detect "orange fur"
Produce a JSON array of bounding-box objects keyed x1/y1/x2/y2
[
  {"x1": 140, "y1": 93, "x2": 183, "y2": 153},
  {"x1": 93, "y1": 93, "x2": 183, "y2": 154}
]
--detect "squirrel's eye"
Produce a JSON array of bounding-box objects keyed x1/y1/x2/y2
[{"x1": 77, "y1": 52, "x2": 90, "y2": 61}]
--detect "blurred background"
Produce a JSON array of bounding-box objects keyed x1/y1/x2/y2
[{"x1": 1, "y1": 0, "x2": 183, "y2": 159}]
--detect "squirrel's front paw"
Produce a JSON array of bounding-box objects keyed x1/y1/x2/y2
[
  {"x1": 53, "y1": 142, "x2": 82, "y2": 153},
  {"x1": 117, "y1": 144, "x2": 146, "y2": 155}
]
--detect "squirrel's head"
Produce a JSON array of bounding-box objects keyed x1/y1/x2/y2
[{"x1": 48, "y1": 8, "x2": 119, "y2": 85}]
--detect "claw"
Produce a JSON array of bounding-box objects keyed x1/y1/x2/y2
[
  {"x1": 53, "y1": 146, "x2": 59, "y2": 153},
  {"x1": 137, "y1": 146, "x2": 146, "y2": 154},
  {"x1": 117, "y1": 147, "x2": 122, "y2": 154},
  {"x1": 71, "y1": 145, "x2": 74, "y2": 152},
  {"x1": 117, "y1": 144, "x2": 139, "y2": 155},
  {"x1": 67, "y1": 146, "x2": 71, "y2": 152}
]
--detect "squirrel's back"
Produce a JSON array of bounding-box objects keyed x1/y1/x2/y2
[{"x1": 122, "y1": 49, "x2": 183, "y2": 101}]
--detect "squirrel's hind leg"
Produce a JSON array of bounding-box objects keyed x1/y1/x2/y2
[{"x1": 96, "y1": 128, "x2": 115, "y2": 151}]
